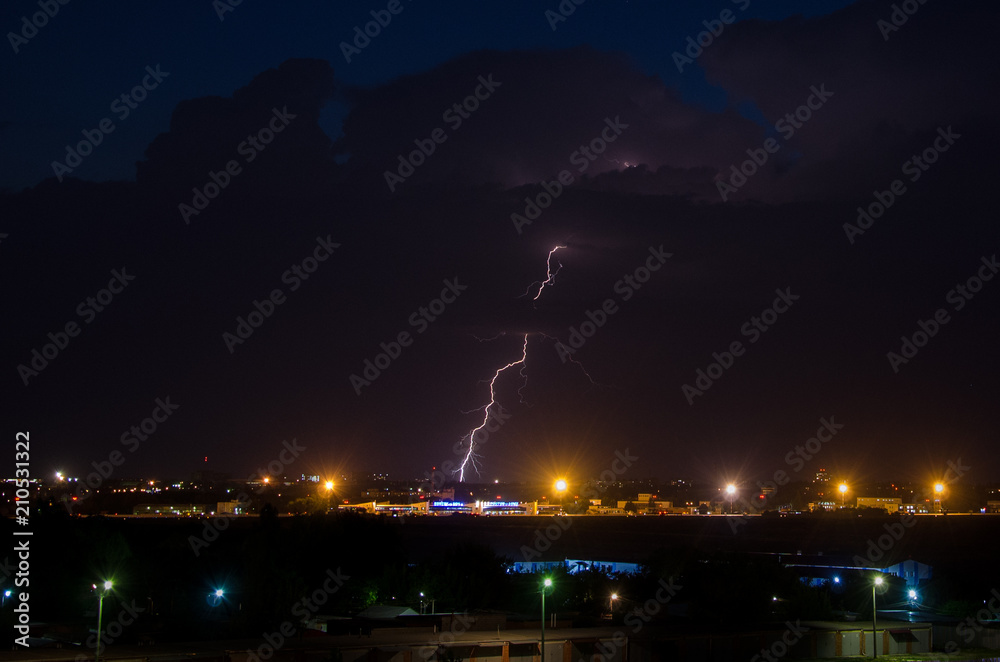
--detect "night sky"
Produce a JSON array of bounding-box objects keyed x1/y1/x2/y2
[{"x1": 2, "y1": 0, "x2": 997, "y2": 487}]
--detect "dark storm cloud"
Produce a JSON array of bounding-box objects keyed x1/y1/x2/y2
[
  {"x1": 136, "y1": 58, "x2": 339, "y2": 199},
  {"x1": 335, "y1": 47, "x2": 758, "y2": 197},
  {"x1": 697, "y1": 0, "x2": 1000, "y2": 202}
]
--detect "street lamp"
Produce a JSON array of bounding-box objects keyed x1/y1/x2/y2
[
  {"x1": 725, "y1": 484, "x2": 736, "y2": 514},
  {"x1": 610, "y1": 592, "x2": 618, "y2": 614},
  {"x1": 2, "y1": 589, "x2": 11, "y2": 606},
  {"x1": 94, "y1": 580, "x2": 113, "y2": 662},
  {"x1": 208, "y1": 588, "x2": 225, "y2": 607},
  {"x1": 839, "y1": 483, "x2": 848, "y2": 508},
  {"x1": 540, "y1": 577, "x2": 552, "y2": 662},
  {"x1": 872, "y1": 576, "x2": 883, "y2": 658}
]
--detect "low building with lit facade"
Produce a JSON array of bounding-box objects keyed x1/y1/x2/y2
[{"x1": 857, "y1": 497, "x2": 902, "y2": 513}]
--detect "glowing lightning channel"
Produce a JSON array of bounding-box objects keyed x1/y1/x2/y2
[
  {"x1": 521, "y1": 246, "x2": 566, "y2": 302},
  {"x1": 456, "y1": 334, "x2": 528, "y2": 482},
  {"x1": 455, "y1": 244, "x2": 601, "y2": 482}
]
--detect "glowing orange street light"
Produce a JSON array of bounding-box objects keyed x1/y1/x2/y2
[{"x1": 839, "y1": 483, "x2": 848, "y2": 508}]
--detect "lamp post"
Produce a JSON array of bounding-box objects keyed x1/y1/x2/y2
[
  {"x1": 726, "y1": 484, "x2": 736, "y2": 514},
  {"x1": 872, "y1": 576, "x2": 883, "y2": 658},
  {"x1": 839, "y1": 483, "x2": 848, "y2": 508},
  {"x1": 933, "y1": 482, "x2": 944, "y2": 513},
  {"x1": 540, "y1": 578, "x2": 552, "y2": 662},
  {"x1": 610, "y1": 593, "x2": 618, "y2": 615},
  {"x1": 95, "y1": 580, "x2": 113, "y2": 662}
]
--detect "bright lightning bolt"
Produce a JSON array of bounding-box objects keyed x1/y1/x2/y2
[
  {"x1": 521, "y1": 245, "x2": 566, "y2": 302},
  {"x1": 455, "y1": 244, "x2": 602, "y2": 482},
  {"x1": 456, "y1": 335, "x2": 528, "y2": 482}
]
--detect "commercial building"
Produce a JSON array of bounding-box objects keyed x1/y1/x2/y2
[{"x1": 857, "y1": 497, "x2": 902, "y2": 513}]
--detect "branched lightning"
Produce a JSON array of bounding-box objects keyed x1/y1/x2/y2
[
  {"x1": 454, "y1": 245, "x2": 602, "y2": 482},
  {"x1": 521, "y1": 245, "x2": 566, "y2": 302},
  {"x1": 456, "y1": 335, "x2": 528, "y2": 482}
]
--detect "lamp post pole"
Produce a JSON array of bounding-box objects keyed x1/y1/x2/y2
[
  {"x1": 540, "y1": 586, "x2": 545, "y2": 662},
  {"x1": 871, "y1": 583, "x2": 876, "y2": 658},
  {"x1": 872, "y1": 577, "x2": 882, "y2": 659},
  {"x1": 540, "y1": 578, "x2": 551, "y2": 662},
  {"x1": 96, "y1": 591, "x2": 104, "y2": 662},
  {"x1": 95, "y1": 581, "x2": 112, "y2": 662}
]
